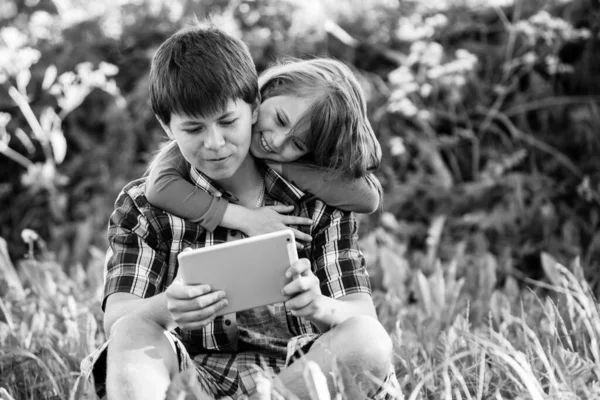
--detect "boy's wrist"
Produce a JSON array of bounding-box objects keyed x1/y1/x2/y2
[{"x1": 307, "y1": 295, "x2": 333, "y2": 330}]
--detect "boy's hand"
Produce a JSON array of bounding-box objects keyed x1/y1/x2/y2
[
  {"x1": 282, "y1": 259, "x2": 324, "y2": 320},
  {"x1": 242, "y1": 205, "x2": 313, "y2": 249},
  {"x1": 165, "y1": 282, "x2": 228, "y2": 330}
]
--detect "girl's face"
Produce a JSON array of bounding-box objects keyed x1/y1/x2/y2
[{"x1": 250, "y1": 95, "x2": 313, "y2": 163}]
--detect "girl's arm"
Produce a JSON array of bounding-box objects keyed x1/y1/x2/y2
[
  {"x1": 146, "y1": 148, "x2": 313, "y2": 242},
  {"x1": 145, "y1": 154, "x2": 228, "y2": 232},
  {"x1": 279, "y1": 163, "x2": 382, "y2": 214}
]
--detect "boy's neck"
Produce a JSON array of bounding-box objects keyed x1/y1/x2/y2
[{"x1": 215, "y1": 154, "x2": 263, "y2": 208}]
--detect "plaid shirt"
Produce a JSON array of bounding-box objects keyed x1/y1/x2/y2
[{"x1": 92, "y1": 163, "x2": 374, "y2": 397}]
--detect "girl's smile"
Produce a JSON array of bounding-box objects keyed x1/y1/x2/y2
[
  {"x1": 259, "y1": 133, "x2": 275, "y2": 153},
  {"x1": 250, "y1": 95, "x2": 313, "y2": 163}
]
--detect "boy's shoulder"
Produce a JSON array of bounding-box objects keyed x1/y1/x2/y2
[
  {"x1": 264, "y1": 165, "x2": 353, "y2": 221},
  {"x1": 116, "y1": 177, "x2": 175, "y2": 222},
  {"x1": 118, "y1": 177, "x2": 152, "y2": 209},
  {"x1": 113, "y1": 177, "x2": 204, "y2": 244}
]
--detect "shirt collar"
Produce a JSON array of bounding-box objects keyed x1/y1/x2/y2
[{"x1": 188, "y1": 162, "x2": 306, "y2": 205}]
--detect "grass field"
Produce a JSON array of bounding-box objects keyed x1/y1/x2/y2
[{"x1": 1, "y1": 225, "x2": 599, "y2": 400}]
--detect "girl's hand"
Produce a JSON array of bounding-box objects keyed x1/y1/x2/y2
[
  {"x1": 165, "y1": 282, "x2": 228, "y2": 331},
  {"x1": 241, "y1": 205, "x2": 313, "y2": 249},
  {"x1": 282, "y1": 258, "x2": 324, "y2": 320}
]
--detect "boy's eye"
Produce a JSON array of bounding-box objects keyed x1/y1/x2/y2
[
  {"x1": 184, "y1": 127, "x2": 204, "y2": 134},
  {"x1": 221, "y1": 119, "x2": 237, "y2": 126}
]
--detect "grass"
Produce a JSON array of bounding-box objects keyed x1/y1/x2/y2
[{"x1": 0, "y1": 228, "x2": 599, "y2": 400}]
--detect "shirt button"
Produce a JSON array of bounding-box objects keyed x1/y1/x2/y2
[{"x1": 225, "y1": 319, "x2": 231, "y2": 326}]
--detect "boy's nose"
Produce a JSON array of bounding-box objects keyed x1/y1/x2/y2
[{"x1": 204, "y1": 127, "x2": 226, "y2": 150}]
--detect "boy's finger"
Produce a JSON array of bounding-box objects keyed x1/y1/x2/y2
[
  {"x1": 195, "y1": 291, "x2": 227, "y2": 309},
  {"x1": 284, "y1": 291, "x2": 313, "y2": 311},
  {"x1": 285, "y1": 259, "x2": 311, "y2": 278},
  {"x1": 168, "y1": 290, "x2": 224, "y2": 313},
  {"x1": 179, "y1": 298, "x2": 228, "y2": 323},
  {"x1": 282, "y1": 275, "x2": 315, "y2": 297},
  {"x1": 168, "y1": 283, "x2": 211, "y2": 299}
]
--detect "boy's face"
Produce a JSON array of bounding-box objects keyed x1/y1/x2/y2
[{"x1": 160, "y1": 99, "x2": 259, "y2": 181}]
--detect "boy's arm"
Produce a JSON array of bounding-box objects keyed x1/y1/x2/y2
[
  {"x1": 282, "y1": 208, "x2": 376, "y2": 332},
  {"x1": 102, "y1": 190, "x2": 174, "y2": 333},
  {"x1": 146, "y1": 154, "x2": 228, "y2": 232},
  {"x1": 103, "y1": 192, "x2": 225, "y2": 334},
  {"x1": 280, "y1": 163, "x2": 382, "y2": 214}
]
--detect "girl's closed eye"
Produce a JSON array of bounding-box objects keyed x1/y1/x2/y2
[
  {"x1": 292, "y1": 138, "x2": 305, "y2": 151},
  {"x1": 276, "y1": 111, "x2": 286, "y2": 127}
]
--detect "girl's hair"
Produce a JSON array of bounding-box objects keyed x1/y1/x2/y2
[
  {"x1": 145, "y1": 140, "x2": 184, "y2": 179},
  {"x1": 259, "y1": 58, "x2": 381, "y2": 178}
]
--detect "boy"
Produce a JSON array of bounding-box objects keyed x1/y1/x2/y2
[{"x1": 79, "y1": 22, "x2": 397, "y2": 400}]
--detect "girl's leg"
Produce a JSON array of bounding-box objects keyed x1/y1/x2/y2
[{"x1": 106, "y1": 315, "x2": 180, "y2": 400}]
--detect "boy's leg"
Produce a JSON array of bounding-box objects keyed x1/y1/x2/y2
[
  {"x1": 106, "y1": 315, "x2": 180, "y2": 400},
  {"x1": 276, "y1": 315, "x2": 393, "y2": 399}
]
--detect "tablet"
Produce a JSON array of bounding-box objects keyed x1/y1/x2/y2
[{"x1": 176, "y1": 230, "x2": 298, "y2": 316}]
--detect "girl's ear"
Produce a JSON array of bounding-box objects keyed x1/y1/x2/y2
[
  {"x1": 251, "y1": 97, "x2": 260, "y2": 124},
  {"x1": 156, "y1": 115, "x2": 174, "y2": 139}
]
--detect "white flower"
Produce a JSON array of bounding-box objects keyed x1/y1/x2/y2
[
  {"x1": 388, "y1": 97, "x2": 418, "y2": 117},
  {"x1": 99, "y1": 62, "x2": 119, "y2": 77},
  {"x1": 21, "y1": 228, "x2": 40, "y2": 244},
  {"x1": 0, "y1": 27, "x2": 27, "y2": 49},
  {"x1": 389, "y1": 137, "x2": 406, "y2": 156},
  {"x1": 0, "y1": 112, "x2": 11, "y2": 129},
  {"x1": 388, "y1": 66, "x2": 414, "y2": 86},
  {"x1": 425, "y1": 14, "x2": 448, "y2": 29}
]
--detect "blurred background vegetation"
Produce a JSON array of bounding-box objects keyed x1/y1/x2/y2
[{"x1": 1, "y1": 0, "x2": 600, "y2": 399}]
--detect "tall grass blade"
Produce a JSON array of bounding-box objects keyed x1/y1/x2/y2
[
  {"x1": 1, "y1": 349, "x2": 61, "y2": 397},
  {"x1": 303, "y1": 361, "x2": 330, "y2": 400},
  {"x1": 0, "y1": 388, "x2": 16, "y2": 400}
]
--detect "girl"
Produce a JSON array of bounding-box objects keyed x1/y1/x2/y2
[{"x1": 145, "y1": 58, "x2": 382, "y2": 244}]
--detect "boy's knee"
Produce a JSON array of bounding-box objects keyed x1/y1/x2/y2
[
  {"x1": 107, "y1": 315, "x2": 179, "y2": 376},
  {"x1": 334, "y1": 315, "x2": 392, "y2": 374},
  {"x1": 109, "y1": 315, "x2": 167, "y2": 349}
]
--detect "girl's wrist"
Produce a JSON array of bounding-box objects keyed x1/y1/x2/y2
[{"x1": 221, "y1": 203, "x2": 248, "y2": 231}]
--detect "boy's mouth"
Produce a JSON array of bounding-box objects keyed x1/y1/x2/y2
[
  {"x1": 207, "y1": 155, "x2": 230, "y2": 162},
  {"x1": 259, "y1": 134, "x2": 275, "y2": 153}
]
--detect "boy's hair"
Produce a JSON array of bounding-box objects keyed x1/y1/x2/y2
[
  {"x1": 150, "y1": 20, "x2": 258, "y2": 125},
  {"x1": 258, "y1": 58, "x2": 381, "y2": 178}
]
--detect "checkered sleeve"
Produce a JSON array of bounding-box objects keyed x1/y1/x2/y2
[
  {"x1": 102, "y1": 188, "x2": 168, "y2": 311},
  {"x1": 311, "y1": 207, "x2": 371, "y2": 299}
]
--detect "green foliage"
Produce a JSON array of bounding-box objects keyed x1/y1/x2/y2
[
  {"x1": 367, "y1": 223, "x2": 600, "y2": 399},
  {"x1": 4, "y1": 229, "x2": 600, "y2": 399},
  {"x1": 0, "y1": 235, "x2": 103, "y2": 400}
]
